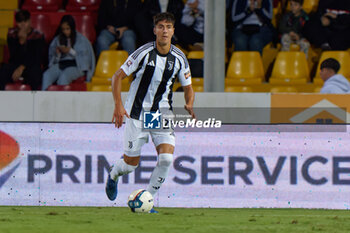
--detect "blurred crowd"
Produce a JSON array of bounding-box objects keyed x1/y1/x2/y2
[{"x1": 0, "y1": 0, "x2": 349, "y2": 91}]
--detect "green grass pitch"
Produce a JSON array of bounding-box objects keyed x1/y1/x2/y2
[{"x1": 0, "y1": 206, "x2": 349, "y2": 233}]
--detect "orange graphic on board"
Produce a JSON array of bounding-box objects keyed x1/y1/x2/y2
[{"x1": 270, "y1": 94, "x2": 350, "y2": 123}]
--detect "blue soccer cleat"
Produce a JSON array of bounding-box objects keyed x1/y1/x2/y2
[
  {"x1": 149, "y1": 208, "x2": 158, "y2": 214},
  {"x1": 105, "y1": 173, "x2": 118, "y2": 201}
]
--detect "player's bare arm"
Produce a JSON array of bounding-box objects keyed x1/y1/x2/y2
[
  {"x1": 183, "y1": 84, "x2": 195, "y2": 119},
  {"x1": 111, "y1": 68, "x2": 130, "y2": 128}
]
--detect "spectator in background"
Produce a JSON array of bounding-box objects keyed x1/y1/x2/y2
[
  {"x1": 42, "y1": 15, "x2": 95, "y2": 90},
  {"x1": 320, "y1": 58, "x2": 350, "y2": 94},
  {"x1": 304, "y1": 0, "x2": 350, "y2": 50},
  {"x1": 229, "y1": 0, "x2": 274, "y2": 54},
  {"x1": 176, "y1": 0, "x2": 204, "y2": 50},
  {"x1": 0, "y1": 10, "x2": 44, "y2": 90},
  {"x1": 96, "y1": 0, "x2": 140, "y2": 57},
  {"x1": 134, "y1": 0, "x2": 184, "y2": 44},
  {"x1": 279, "y1": 0, "x2": 310, "y2": 56}
]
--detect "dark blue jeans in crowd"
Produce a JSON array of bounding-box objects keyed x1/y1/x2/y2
[{"x1": 232, "y1": 25, "x2": 274, "y2": 54}]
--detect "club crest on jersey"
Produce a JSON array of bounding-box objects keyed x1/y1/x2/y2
[{"x1": 167, "y1": 61, "x2": 174, "y2": 71}]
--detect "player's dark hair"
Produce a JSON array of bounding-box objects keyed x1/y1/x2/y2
[
  {"x1": 320, "y1": 58, "x2": 341, "y2": 73},
  {"x1": 290, "y1": 0, "x2": 304, "y2": 5},
  {"x1": 15, "y1": 10, "x2": 30, "y2": 23},
  {"x1": 153, "y1": 12, "x2": 175, "y2": 26}
]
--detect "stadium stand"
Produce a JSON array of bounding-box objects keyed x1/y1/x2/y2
[
  {"x1": 225, "y1": 86, "x2": 253, "y2": 92},
  {"x1": 21, "y1": 0, "x2": 63, "y2": 11},
  {"x1": 5, "y1": 83, "x2": 32, "y2": 91},
  {"x1": 0, "y1": 0, "x2": 18, "y2": 10},
  {"x1": 65, "y1": 0, "x2": 101, "y2": 12},
  {"x1": 269, "y1": 51, "x2": 310, "y2": 85},
  {"x1": 270, "y1": 86, "x2": 298, "y2": 93},
  {"x1": 90, "y1": 50, "x2": 130, "y2": 92},
  {"x1": 30, "y1": 13, "x2": 54, "y2": 43},
  {"x1": 226, "y1": 51, "x2": 264, "y2": 85}
]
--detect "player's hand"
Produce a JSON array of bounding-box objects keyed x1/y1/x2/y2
[
  {"x1": 184, "y1": 104, "x2": 196, "y2": 119},
  {"x1": 112, "y1": 103, "x2": 130, "y2": 128}
]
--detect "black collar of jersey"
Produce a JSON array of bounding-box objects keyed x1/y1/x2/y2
[{"x1": 154, "y1": 43, "x2": 173, "y2": 57}]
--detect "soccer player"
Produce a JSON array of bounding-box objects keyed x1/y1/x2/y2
[{"x1": 105, "y1": 12, "x2": 195, "y2": 213}]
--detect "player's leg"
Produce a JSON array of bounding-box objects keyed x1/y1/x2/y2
[
  {"x1": 146, "y1": 143, "x2": 174, "y2": 196},
  {"x1": 147, "y1": 131, "x2": 175, "y2": 197},
  {"x1": 106, "y1": 118, "x2": 148, "y2": 201}
]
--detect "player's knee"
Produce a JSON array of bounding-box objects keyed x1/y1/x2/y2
[
  {"x1": 158, "y1": 153, "x2": 173, "y2": 167},
  {"x1": 124, "y1": 155, "x2": 140, "y2": 166}
]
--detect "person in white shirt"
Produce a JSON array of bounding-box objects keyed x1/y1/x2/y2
[{"x1": 320, "y1": 58, "x2": 350, "y2": 94}]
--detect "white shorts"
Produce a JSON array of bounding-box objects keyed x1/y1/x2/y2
[{"x1": 123, "y1": 118, "x2": 175, "y2": 157}]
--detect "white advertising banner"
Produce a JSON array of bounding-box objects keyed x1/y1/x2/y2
[{"x1": 0, "y1": 123, "x2": 349, "y2": 209}]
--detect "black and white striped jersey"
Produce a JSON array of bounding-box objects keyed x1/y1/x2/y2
[{"x1": 121, "y1": 42, "x2": 192, "y2": 120}]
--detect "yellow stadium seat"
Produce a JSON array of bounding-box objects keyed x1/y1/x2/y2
[
  {"x1": 187, "y1": 51, "x2": 204, "y2": 59},
  {"x1": 91, "y1": 84, "x2": 130, "y2": 92},
  {"x1": 314, "y1": 87, "x2": 322, "y2": 93},
  {"x1": 0, "y1": 27, "x2": 8, "y2": 45},
  {"x1": 91, "y1": 76, "x2": 130, "y2": 88},
  {"x1": 91, "y1": 78, "x2": 131, "y2": 92},
  {"x1": 303, "y1": 0, "x2": 319, "y2": 13},
  {"x1": 270, "y1": 51, "x2": 309, "y2": 84},
  {"x1": 0, "y1": 1, "x2": 18, "y2": 10},
  {"x1": 93, "y1": 50, "x2": 129, "y2": 79},
  {"x1": 225, "y1": 86, "x2": 253, "y2": 92},
  {"x1": 191, "y1": 77, "x2": 203, "y2": 86},
  {"x1": 270, "y1": 86, "x2": 298, "y2": 93},
  {"x1": 91, "y1": 85, "x2": 112, "y2": 92},
  {"x1": 313, "y1": 51, "x2": 350, "y2": 85},
  {"x1": 0, "y1": 11, "x2": 14, "y2": 27},
  {"x1": 226, "y1": 51, "x2": 264, "y2": 84},
  {"x1": 192, "y1": 85, "x2": 203, "y2": 92},
  {"x1": 290, "y1": 44, "x2": 300, "y2": 51},
  {"x1": 108, "y1": 41, "x2": 119, "y2": 50},
  {"x1": 172, "y1": 81, "x2": 182, "y2": 92}
]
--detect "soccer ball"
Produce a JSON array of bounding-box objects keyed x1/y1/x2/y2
[{"x1": 127, "y1": 189, "x2": 154, "y2": 213}]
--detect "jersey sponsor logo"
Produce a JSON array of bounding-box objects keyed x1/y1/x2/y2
[
  {"x1": 185, "y1": 71, "x2": 191, "y2": 79},
  {"x1": 128, "y1": 141, "x2": 133, "y2": 149},
  {"x1": 147, "y1": 60, "x2": 155, "y2": 67},
  {"x1": 143, "y1": 110, "x2": 161, "y2": 129},
  {"x1": 152, "y1": 186, "x2": 160, "y2": 190},
  {"x1": 167, "y1": 61, "x2": 174, "y2": 71},
  {"x1": 126, "y1": 60, "x2": 133, "y2": 67}
]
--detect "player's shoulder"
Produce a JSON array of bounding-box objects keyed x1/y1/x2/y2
[
  {"x1": 131, "y1": 42, "x2": 155, "y2": 60},
  {"x1": 170, "y1": 45, "x2": 187, "y2": 58},
  {"x1": 170, "y1": 45, "x2": 189, "y2": 68}
]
